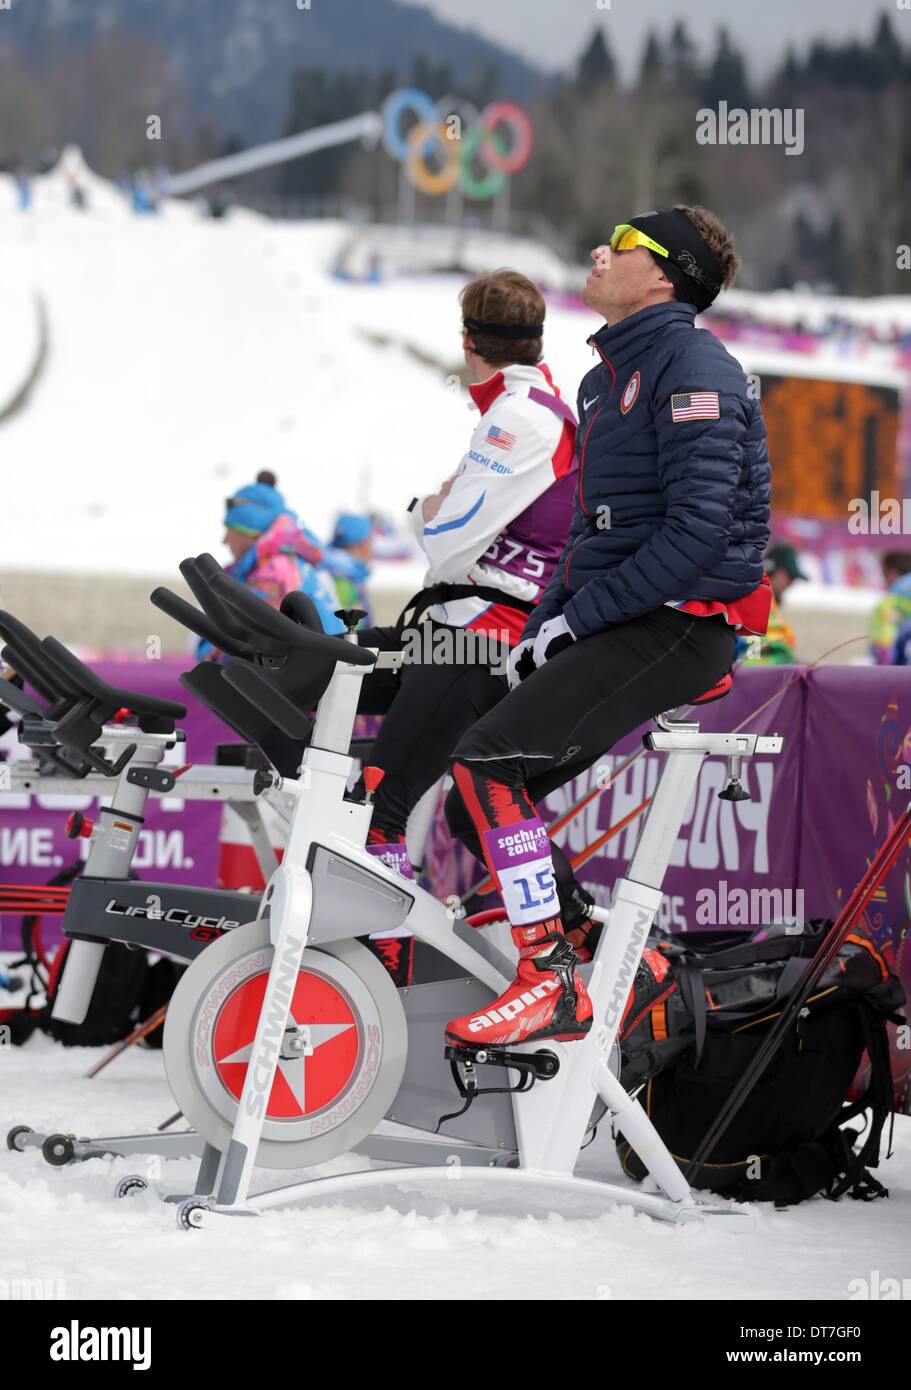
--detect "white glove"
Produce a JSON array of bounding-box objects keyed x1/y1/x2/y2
[
  {"x1": 506, "y1": 636, "x2": 536, "y2": 691},
  {"x1": 532, "y1": 614, "x2": 576, "y2": 669}
]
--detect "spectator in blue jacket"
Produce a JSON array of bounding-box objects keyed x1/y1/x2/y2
[
  {"x1": 443, "y1": 205, "x2": 773, "y2": 1052},
  {"x1": 324, "y1": 513, "x2": 374, "y2": 625}
]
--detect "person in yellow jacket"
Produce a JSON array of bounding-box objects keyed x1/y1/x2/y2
[{"x1": 870, "y1": 551, "x2": 911, "y2": 665}]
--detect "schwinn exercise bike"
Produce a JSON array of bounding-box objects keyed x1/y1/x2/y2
[{"x1": 53, "y1": 557, "x2": 783, "y2": 1229}]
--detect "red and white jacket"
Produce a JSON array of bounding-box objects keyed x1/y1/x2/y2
[{"x1": 409, "y1": 362, "x2": 578, "y2": 645}]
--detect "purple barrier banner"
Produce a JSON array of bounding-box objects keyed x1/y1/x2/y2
[
  {"x1": 799, "y1": 667, "x2": 911, "y2": 1109},
  {"x1": 0, "y1": 659, "x2": 232, "y2": 950}
]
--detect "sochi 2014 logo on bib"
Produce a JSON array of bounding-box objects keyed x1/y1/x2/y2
[{"x1": 620, "y1": 371, "x2": 640, "y2": 414}]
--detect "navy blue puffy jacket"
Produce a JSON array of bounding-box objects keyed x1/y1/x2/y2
[{"x1": 524, "y1": 301, "x2": 771, "y2": 641}]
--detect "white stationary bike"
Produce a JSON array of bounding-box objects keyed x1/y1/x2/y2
[{"x1": 68, "y1": 565, "x2": 783, "y2": 1228}]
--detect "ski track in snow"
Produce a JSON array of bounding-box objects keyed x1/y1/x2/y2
[{"x1": 1, "y1": 1035, "x2": 909, "y2": 1301}]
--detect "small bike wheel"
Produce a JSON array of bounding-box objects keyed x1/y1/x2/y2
[
  {"x1": 41, "y1": 1133, "x2": 75, "y2": 1166},
  {"x1": 114, "y1": 1176, "x2": 149, "y2": 1200},
  {"x1": 6, "y1": 1125, "x2": 33, "y2": 1152},
  {"x1": 176, "y1": 1198, "x2": 209, "y2": 1231}
]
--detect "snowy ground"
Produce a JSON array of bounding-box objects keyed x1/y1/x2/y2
[{"x1": 1, "y1": 1031, "x2": 909, "y2": 1301}]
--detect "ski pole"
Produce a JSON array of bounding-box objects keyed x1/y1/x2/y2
[
  {"x1": 685, "y1": 801, "x2": 911, "y2": 1185},
  {"x1": 569, "y1": 797, "x2": 651, "y2": 872},
  {"x1": 84, "y1": 1003, "x2": 169, "y2": 1079}
]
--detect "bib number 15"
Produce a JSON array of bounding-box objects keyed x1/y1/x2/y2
[{"x1": 500, "y1": 860, "x2": 557, "y2": 924}]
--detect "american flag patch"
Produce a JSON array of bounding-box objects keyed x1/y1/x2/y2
[
  {"x1": 484, "y1": 425, "x2": 517, "y2": 451},
  {"x1": 671, "y1": 391, "x2": 720, "y2": 422}
]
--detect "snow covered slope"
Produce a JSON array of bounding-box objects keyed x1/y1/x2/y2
[{"x1": 0, "y1": 159, "x2": 595, "y2": 578}]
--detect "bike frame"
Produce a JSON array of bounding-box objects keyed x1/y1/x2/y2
[
  {"x1": 199, "y1": 643, "x2": 783, "y2": 1227},
  {"x1": 5, "y1": 726, "x2": 284, "y2": 1163}
]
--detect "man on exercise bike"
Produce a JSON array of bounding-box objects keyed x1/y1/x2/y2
[
  {"x1": 353, "y1": 270, "x2": 578, "y2": 881},
  {"x1": 443, "y1": 206, "x2": 773, "y2": 1051}
]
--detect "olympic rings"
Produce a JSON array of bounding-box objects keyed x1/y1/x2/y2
[
  {"x1": 381, "y1": 88, "x2": 534, "y2": 201},
  {"x1": 459, "y1": 127, "x2": 508, "y2": 201},
  {"x1": 406, "y1": 122, "x2": 462, "y2": 196},
  {"x1": 478, "y1": 101, "x2": 534, "y2": 174},
  {"x1": 382, "y1": 88, "x2": 439, "y2": 162}
]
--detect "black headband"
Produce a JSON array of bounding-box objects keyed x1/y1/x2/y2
[
  {"x1": 462, "y1": 316, "x2": 544, "y2": 340},
  {"x1": 628, "y1": 209, "x2": 724, "y2": 312}
]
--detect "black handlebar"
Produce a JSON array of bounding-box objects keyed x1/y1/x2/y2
[
  {"x1": 0, "y1": 611, "x2": 187, "y2": 777},
  {"x1": 41, "y1": 637, "x2": 187, "y2": 720},
  {"x1": 1, "y1": 642, "x2": 59, "y2": 708},
  {"x1": 209, "y1": 571, "x2": 374, "y2": 667},
  {"x1": 280, "y1": 590, "x2": 324, "y2": 633},
  {"x1": 0, "y1": 612, "x2": 72, "y2": 705},
  {"x1": 155, "y1": 555, "x2": 376, "y2": 763},
  {"x1": 150, "y1": 586, "x2": 254, "y2": 660},
  {"x1": 0, "y1": 672, "x2": 46, "y2": 719},
  {"x1": 180, "y1": 555, "x2": 264, "y2": 653}
]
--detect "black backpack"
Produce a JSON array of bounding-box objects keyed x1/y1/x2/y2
[
  {"x1": 3, "y1": 864, "x2": 181, "y2": 1049},
  {"x1": 616, "y1": 921, "x2": 906, "y2": 1207}
]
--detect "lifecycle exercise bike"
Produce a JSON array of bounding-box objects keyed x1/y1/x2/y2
[
  {"x1": 53, "y1": 556, "x2": 784, "y2": 1230},
  {"x1": 0, "y1": 604, "x2": 291, "y2": 1165},
  {"x1": 0, "y1": 572, "x2": 446, "y2": 1167}
]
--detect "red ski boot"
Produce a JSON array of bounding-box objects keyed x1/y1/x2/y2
[{"x1": 445, "y1": 921, "x2": 592, "y2": 1048}]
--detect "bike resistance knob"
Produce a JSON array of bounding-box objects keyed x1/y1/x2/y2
[{"x1": 363, "y1": 766, "x2": 385, "y2": 802}]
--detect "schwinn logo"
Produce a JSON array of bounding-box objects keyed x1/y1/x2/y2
[
  {"x1": 244, "y1": 934, "x2": 304, "y2": 1119},
  {"x1": 604, "y1": 908, "x2": 652, "y2": 1030},
  {"x1": 104, "y1": 899, "x2": 242, "y2": 933}
]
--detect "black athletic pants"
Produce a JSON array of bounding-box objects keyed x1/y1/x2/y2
[
  {"x1": 353, "y1": 622, "x2": 508, "y2": 842},
  {"x1": 446, "y1": 608, "x2": 737, "y2": 910}
]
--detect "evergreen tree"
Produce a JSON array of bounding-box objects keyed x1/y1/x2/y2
[
  {"x1": 804, "y1": 39, "x2": 831, "y2": 85},
  {"x1": 639, "y1": 29, "x2": 664, "y2": 85},
  {"x1": 667, "y1": 20, "x2": 699, "y2": 92},
  {"x1": 576, "y1": 28, "x2": 616, "y2": 91},
  {"x1": 770, "y1": 43, "x2": 800, "y2": 105},
  {"x1": 779, "y1": 45, "x2": 799, "y2": 90},
  {"x1": 703, "y1": 26, "x2": 751, "y2": 107},
  {"x1": 871, "y1": 11, "x2": 904, "y2": 84}
]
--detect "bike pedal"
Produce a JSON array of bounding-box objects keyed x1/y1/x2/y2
[
  {"x1": 436, "y1": 1046, "x2": 560, "y2": 1132},
  {"x1": 444, "y1": 1044, "x2": 559, "y2": 1079}
]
